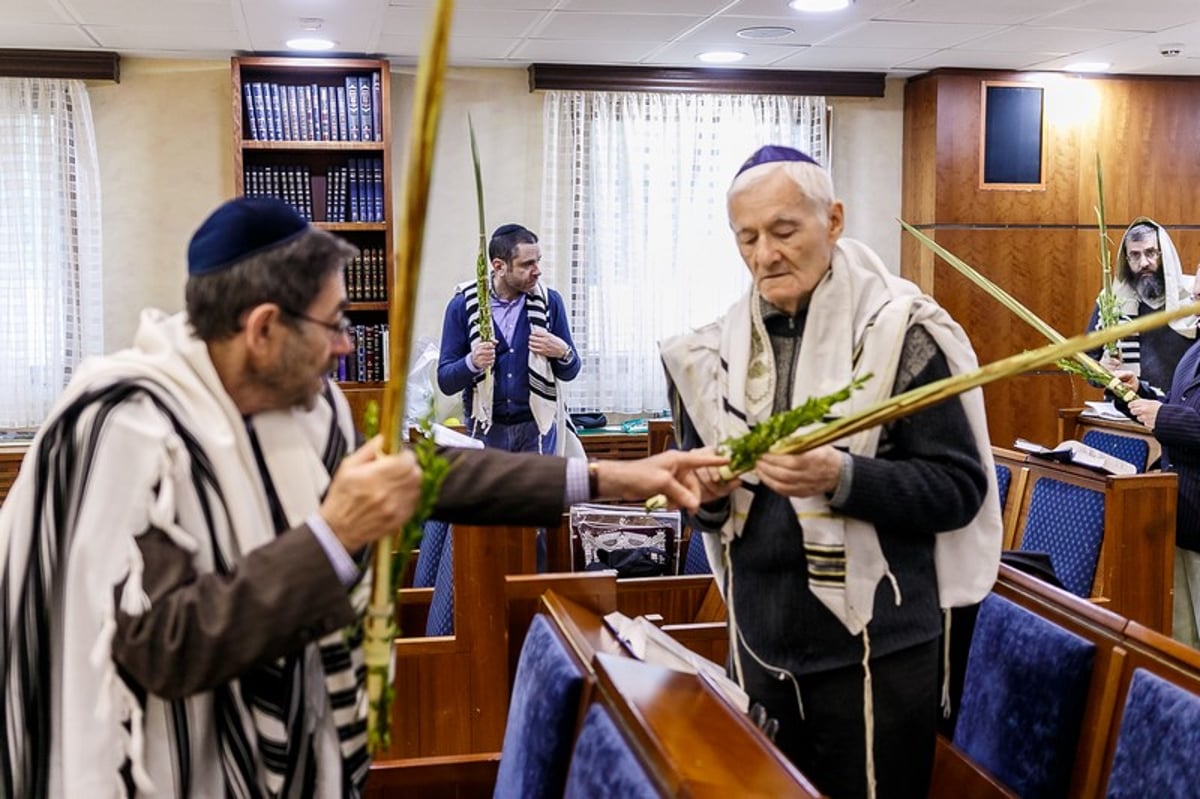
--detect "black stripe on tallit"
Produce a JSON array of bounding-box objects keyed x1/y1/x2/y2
[{"x1": 1, "y1": 380, "x2": 216, "y2": 798}]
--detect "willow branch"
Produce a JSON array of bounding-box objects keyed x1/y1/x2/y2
[
  {"x1": 765, "y1": 301, "x2": 1200, "y2": 466},
  {"x1": 899, "y1": 219, "x2": 1135, "y2": 402}
]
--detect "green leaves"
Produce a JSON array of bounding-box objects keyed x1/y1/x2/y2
[{"x1": 721, "y1": 375, "x2": 873, "y2": 475}]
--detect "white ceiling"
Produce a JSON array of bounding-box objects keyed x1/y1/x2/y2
[{"x1": 5, "y1": 0, "x2": 1200, "y2": 78}]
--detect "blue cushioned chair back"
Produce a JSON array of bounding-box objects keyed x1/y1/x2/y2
[
  {"x1": 413, "y1": 519, "x2": 449, "y2": 588},
  {"x1": 995, "y1": 463, "x2": 1012, "y2": 510},
  {"x1": 683, "y1": 529, "x2": 712, "y2": 575},
  {"x1": 955, "y1": 594, "x2": 1096, "y2": 799},
  {"x1": 424, "y1": 526, "x2": 454, "y2": 636},
  {"x1": 1081, "y1": 429, "x2": 1149, "y2": 473},
  {"x1": 563, "y1": 704, "x2": 659, "y2": 799},
  {"x1": 493, "y1": 614, "x2": 586, "y2": 799},
  {"x1": 1019, "y1": 478, "x2": 1105, "y2": 596},
  {"x1": 1106, "y1": 668, "x2": 1200, "y2": 798}
]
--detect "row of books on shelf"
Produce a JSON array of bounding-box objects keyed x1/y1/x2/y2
[
  {"x1": 242, "y1": 74, "x2": 382, "y2": 142},
  {"x1": 332, "y1": 323, "x2": 390, "y2": 384},
  {"x1": 326, "y1": 160, "x2": 385, "y2": 222},
  {"x1": 346, "y1": 248, "x2": 387, "y2": 303},
  {"x1": 243, "y1": 159, "x2": 384, "y2": 223},
  {"x1": 245, "y1": 164, "x2": 314, "y2": 219}
]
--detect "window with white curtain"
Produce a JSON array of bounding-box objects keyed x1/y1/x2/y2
[
  {"x1": 0, "y1": 78, "x2": 103, "y2": 430},
  {"x1": 541, "y1": 90, "x2": 826, "y2": 414}
]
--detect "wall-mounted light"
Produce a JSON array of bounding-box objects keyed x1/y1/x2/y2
[{"x1": 697, "y1": 50, "x2": 747, "y2": 64}]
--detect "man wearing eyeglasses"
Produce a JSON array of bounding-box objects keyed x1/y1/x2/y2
[
  {"x1": 0, "y1": 197, "x2": 722, "y2": 797},
  {"x1": 1087, "y1": 218, "x2": 1197, "y2": 392}
]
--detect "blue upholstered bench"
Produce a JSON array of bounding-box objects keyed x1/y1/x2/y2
[
  {"x1": 424, "y1": 525, "x2": 454, "y2": 636},
  {"x1": 1018, "y1": 477, "x2": 1105, "y2": 597},
  {"x1": 413, "y1": 518, "x2": 450, "y2": 588},
  {"x1": 562, "y1": 703, "x2": 659, "y2": 799},
  {"x1": 1105, "y1": 668, "x2": 1200, "y2": 797},
  {"x1": 493, "y1": 613, "x2": 588, "y2": 799},
  {"x1": 954, "y1": 593, "x2": 1096, "y2": 798}
]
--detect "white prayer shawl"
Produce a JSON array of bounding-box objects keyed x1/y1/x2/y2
[
  {"x1": 457, "y1": 279, "x2": 562, "y2": 452},
  {"x1": 661, "y1": 239, "x2": 1002, "y2": 635},
  {"x1": 0, "y1": 309, "x2": 359, "y2": 798},
  {"x1": 1106, "y1": 218, "x2": 1197, "y2": 375}
]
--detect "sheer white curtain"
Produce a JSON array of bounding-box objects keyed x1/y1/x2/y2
[
  {"x1": 0, "y1": 78, "x2": 103, "y2": 429},
  {"x1": 541, "y1": 90, "x2": 826, "y2": 413}
]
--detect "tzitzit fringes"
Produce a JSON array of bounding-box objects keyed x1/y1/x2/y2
[
  {"x1": 861, "y1": 626, "x2": 877, "y2": 799},
  {"x1": 941, "y1": 609, "x2": 953, "y2": 719}
]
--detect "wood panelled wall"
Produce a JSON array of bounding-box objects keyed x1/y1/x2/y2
[{"x1": 902, "y1": 70, "x2": 1200, "y2": 447}]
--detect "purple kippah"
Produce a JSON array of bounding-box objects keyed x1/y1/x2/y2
[
  {"x1": 735, "y1": 145, "x2": 820, "y2": 178},
  {"x1": 187, "y1": 197, "x2": 309, "y2": 276}
]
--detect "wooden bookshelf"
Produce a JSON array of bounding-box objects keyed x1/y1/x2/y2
[{"x1": 231, "y1": 56, "x2": 393, "y2": 434}]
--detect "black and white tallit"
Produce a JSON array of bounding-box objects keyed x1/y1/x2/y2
[
  {"x1": 456, "y1": 279, "x2": 561, "y2": 445},
  {"x1": 0, "y1": 309, "x2": 368, "y2": 798}
]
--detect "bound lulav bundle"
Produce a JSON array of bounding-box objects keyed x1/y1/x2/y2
[{"x1": 364, "y1": 0, "x2": 455, "y2": 754}]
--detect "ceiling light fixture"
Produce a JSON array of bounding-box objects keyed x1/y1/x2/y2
[
  {"x1": 1064, "y1": 61, "x2": 1110, "y2": 73},
  {"x1": 789, "y1": 0, "x2": 851, "y2": 12},
  {"x1": 737, "y1": 26, "x2": 795, "y2": 40},
  {"x1": 286, "y1": 37, "x2": 336, "y2": 51},
  {"x1": 698, "y1": 50, "x2": 748, "y2": 64}
]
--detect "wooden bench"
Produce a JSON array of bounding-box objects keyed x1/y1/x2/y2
[
  {"x1": 1058, "y1": 407, "x2": 1161, "y2": 469},
  {"x1": 380, "y1": 522, "x2": 729, "y2": 758},
  {"x1": 536, "y1": 590, "x2": 824, "y2": 798},
  {"x1": 0, "y1": 442, "x2": 27, "y2": 507},
  {"x1": 370, "y1": 586, "x2": 813, "y2": 797},
  {"x1": 990, "y1": 446, "x2": 1176, "y2": 633}
]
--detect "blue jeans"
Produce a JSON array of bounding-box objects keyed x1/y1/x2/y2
[{"x1": 467, "y1": 418, "x2": 557, "y2": 455}]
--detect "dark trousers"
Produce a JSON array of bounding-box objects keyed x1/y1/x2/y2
[
  {"x1": 740, "y1": 639, "x2": 939, "y2": 799},
  {"x1": 468, "y1": 417, "x2": 553, "y2": 571}
]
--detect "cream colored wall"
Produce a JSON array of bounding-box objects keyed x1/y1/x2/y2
[
  {"x1": 830, "y1": 78, "x2": 906, "y2": 272},
  {"x1": 90, "y1": 61, "x2": 906, "y2": 355},
  {"x1": 390, "y1": 67, "x2": 544, "y2": 355},
  {"x1": 89, "y1": 58, "x2": 232, "y2": 350}
]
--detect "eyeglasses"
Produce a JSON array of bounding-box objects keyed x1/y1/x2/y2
[
  {"x1": 280, "y1": 307, "x2": 352, "y2": 340},
  {"x1": 1127, "y1": 248, "x2": 1161, "y2": 263}
]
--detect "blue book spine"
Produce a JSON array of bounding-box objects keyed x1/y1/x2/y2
[
  {"x1": 373, "y1": 158, "x2": 383, "y2": 222},
  {"x1": 358, "y1": 76, "x2": 373, "y2": 141},
  {"x1": 269, "y1": 83, "x2": 283, "y2": 141},
  {"x1": 371, "y1": 72, "x2": 383, "y2": 140},
  {"x1": 250, "y1": 83, "x2": 269, "y2": 142},
  {"x1": 335, "y1": 87, "x2": 348, "y2": 142},
  {"x1": 345, "y1": 76, "x2": 360, "y2": 141},
  {"x1": 242, "y1": 83, "x2": 258, "y2": 140}
]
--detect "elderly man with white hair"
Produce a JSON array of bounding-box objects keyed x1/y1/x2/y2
[{"x1": 661, "y1": 146, "x2": 1002, "y2": 799}]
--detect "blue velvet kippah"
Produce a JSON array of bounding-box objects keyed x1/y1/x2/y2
[
  {"x1": 187, "y1": 197, "x2": 309, "y2": 276},
  {"x1": 735, "y1": 145, "x2": 819, "y2": 177}
]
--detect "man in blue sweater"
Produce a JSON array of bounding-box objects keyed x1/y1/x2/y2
[{"x1": 438, "y1": 223, "x2": 580, "y2": 454}]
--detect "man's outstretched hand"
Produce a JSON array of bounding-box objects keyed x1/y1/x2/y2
[{"x1": 592, "y1": 449, "x2": 729, "y2": 512}]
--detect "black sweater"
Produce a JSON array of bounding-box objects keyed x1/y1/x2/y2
[{"x1": 675, "y1": 311, "x2": 987, "y2": 675}]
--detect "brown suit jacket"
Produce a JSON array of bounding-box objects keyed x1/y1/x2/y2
[{"x1": 113, "y1": 446, "x2": 567, "y2": 698}]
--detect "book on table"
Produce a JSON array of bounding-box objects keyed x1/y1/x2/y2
[{"x1": 1013, "y1": 438, "x2": 1136, "y2": 475}]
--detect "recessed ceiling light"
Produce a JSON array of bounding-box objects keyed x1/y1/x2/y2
[
  {"x1": 698, "y1": 50, "x2": 747, "y2": 64},
  {"x1": 1064, "y1": 61, "x2": 1110, "y2": 73},
  {"x1": 737, "y1": 26, "x2": 795, "y2": 40},
  {"x1": 789, "y1": 0, "x2": 851, "y2": 11},
  {"x1": 286, "y1": 37, "x2": 336, "y2": 51}
]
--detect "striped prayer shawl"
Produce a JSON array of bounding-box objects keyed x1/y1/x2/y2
[
  {"x1": 457, "y1": 279, "x2": 559, "y2": 443},
  {"x1": 0, "y1": 310, "x2": 369, "y2": 798}
]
